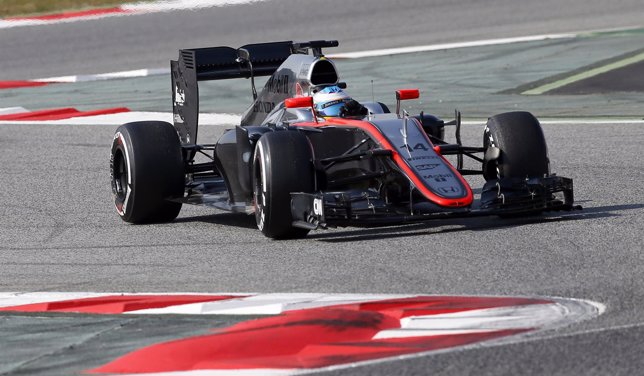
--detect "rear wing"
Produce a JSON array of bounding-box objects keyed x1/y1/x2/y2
[{"x1": 171, "y1": 40, "x2": 338, "y2": 145}]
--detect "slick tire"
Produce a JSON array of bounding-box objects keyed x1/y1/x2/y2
[
  {"x1": 253, "y1": 131, "x2": 314, "y2": 239},
  {"x1": 483, "y1": 111, "x2": 549, "y2": 181},
  {"x1": 110, "y1": 121, "x2": 184, "y2": 223}
]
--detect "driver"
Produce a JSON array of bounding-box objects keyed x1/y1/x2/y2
[{"x1": 313, "y1": 85, "x2": 367, "y2": 118}]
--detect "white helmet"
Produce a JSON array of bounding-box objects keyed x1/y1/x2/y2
[{"x1": 313, "y1": 85, "x2": 351, "y2": 117}]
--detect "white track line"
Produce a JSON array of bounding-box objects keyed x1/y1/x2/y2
[
  {"x1": 328, "y1": 34, "x2": 577, "y2": 59},
  {"x1": 0, "y1": 107, "x2": 28, "y2": 115},
  {"x1": 327, "y1": 25, "x2": 644, "y2": 59},
  {"x1": 122, "y1": 0, "x2": 267, "y2": 12},
  {"x1": 31, "y1": 68, "x2": 170, "y2": 83}
]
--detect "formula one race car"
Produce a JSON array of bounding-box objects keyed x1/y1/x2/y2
[{"x1": 110, "y1": 40, "x2": 576, "y2": 238}]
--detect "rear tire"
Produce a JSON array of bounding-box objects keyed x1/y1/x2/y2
[
  {"x1": 483, "y1": 111, "x2": 549, "y2": 181},
  {"x1": 253, "y1": 131, "x2": 314, "y2": 239},
  {"x1": 110, "y1": 121, "x2": 184, "y2": 223}
]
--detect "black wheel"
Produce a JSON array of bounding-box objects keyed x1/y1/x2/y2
[
  {"x1": 483, "y1": 111, "x2": 549, "y2": 181},
  {"x1": 253, "y1": 131, "x2": 314, "y2": 239},
  {"x1": 110, "y1": 121, "x2": 184, "y2": 223}
]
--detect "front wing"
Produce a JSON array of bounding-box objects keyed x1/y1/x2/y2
[{"x1": 291, "y1": 176, "x2": 577, "y2": 230}]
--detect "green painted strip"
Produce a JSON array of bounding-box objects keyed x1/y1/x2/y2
[
  {"x1": 522, "y1": 51, "x2": 644, "y2": 95},
  {"x1": 582, "y1": 27, "x2": 644, "y2": 38}
]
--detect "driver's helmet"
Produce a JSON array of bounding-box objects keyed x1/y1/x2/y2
[{"x1": 313, "y1": 85, "x2": 351, "y2": 117}]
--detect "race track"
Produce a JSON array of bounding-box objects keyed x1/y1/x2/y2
[{"x1": 1, "y1": 0, "x2": 644, "y2": 375}]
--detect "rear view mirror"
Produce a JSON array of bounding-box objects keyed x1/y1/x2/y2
[
  {"x1": 395, "y1": 89, "x2": 420, "y2": 100},
  {"x1": 395, "y1": 89, "x2": 420, "y2": 115}
]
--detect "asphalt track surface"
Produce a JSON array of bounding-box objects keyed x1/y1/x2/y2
[{"x1": 2, "y1": 0, "x2": 644, "y2": 375}]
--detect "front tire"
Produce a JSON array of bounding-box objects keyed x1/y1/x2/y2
[
  {"x1": 483, "y1": 111, "x2": 549, "y2": 181},
  {"x1": 253, "y1": 131, "x2": 314, "y2": 239},
  {"x1": 110, "y1": 121, "x2": 184, "y2": 223}
]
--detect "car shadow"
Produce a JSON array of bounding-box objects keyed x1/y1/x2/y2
[
  {"x1": 174, "y1": 212, "x2": 258, "y2": 229},
  {"x1": 306, "y1": 203, "x2": 644, "y2": 243}
]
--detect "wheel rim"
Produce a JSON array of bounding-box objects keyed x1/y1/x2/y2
[
  {"x1": 483, "y1": 128, "x2": 500, "y2": 180},
  {"x1": 112, "y1": 149, "x2": 128, "y2": 202},
  {"x1": 253, "y1": 153, "x2": 266, "y2": 231}
]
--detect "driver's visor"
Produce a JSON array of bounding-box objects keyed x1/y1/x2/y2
[{"x1": 317, "y1": 99, "x2": 350, "y2": 117}]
